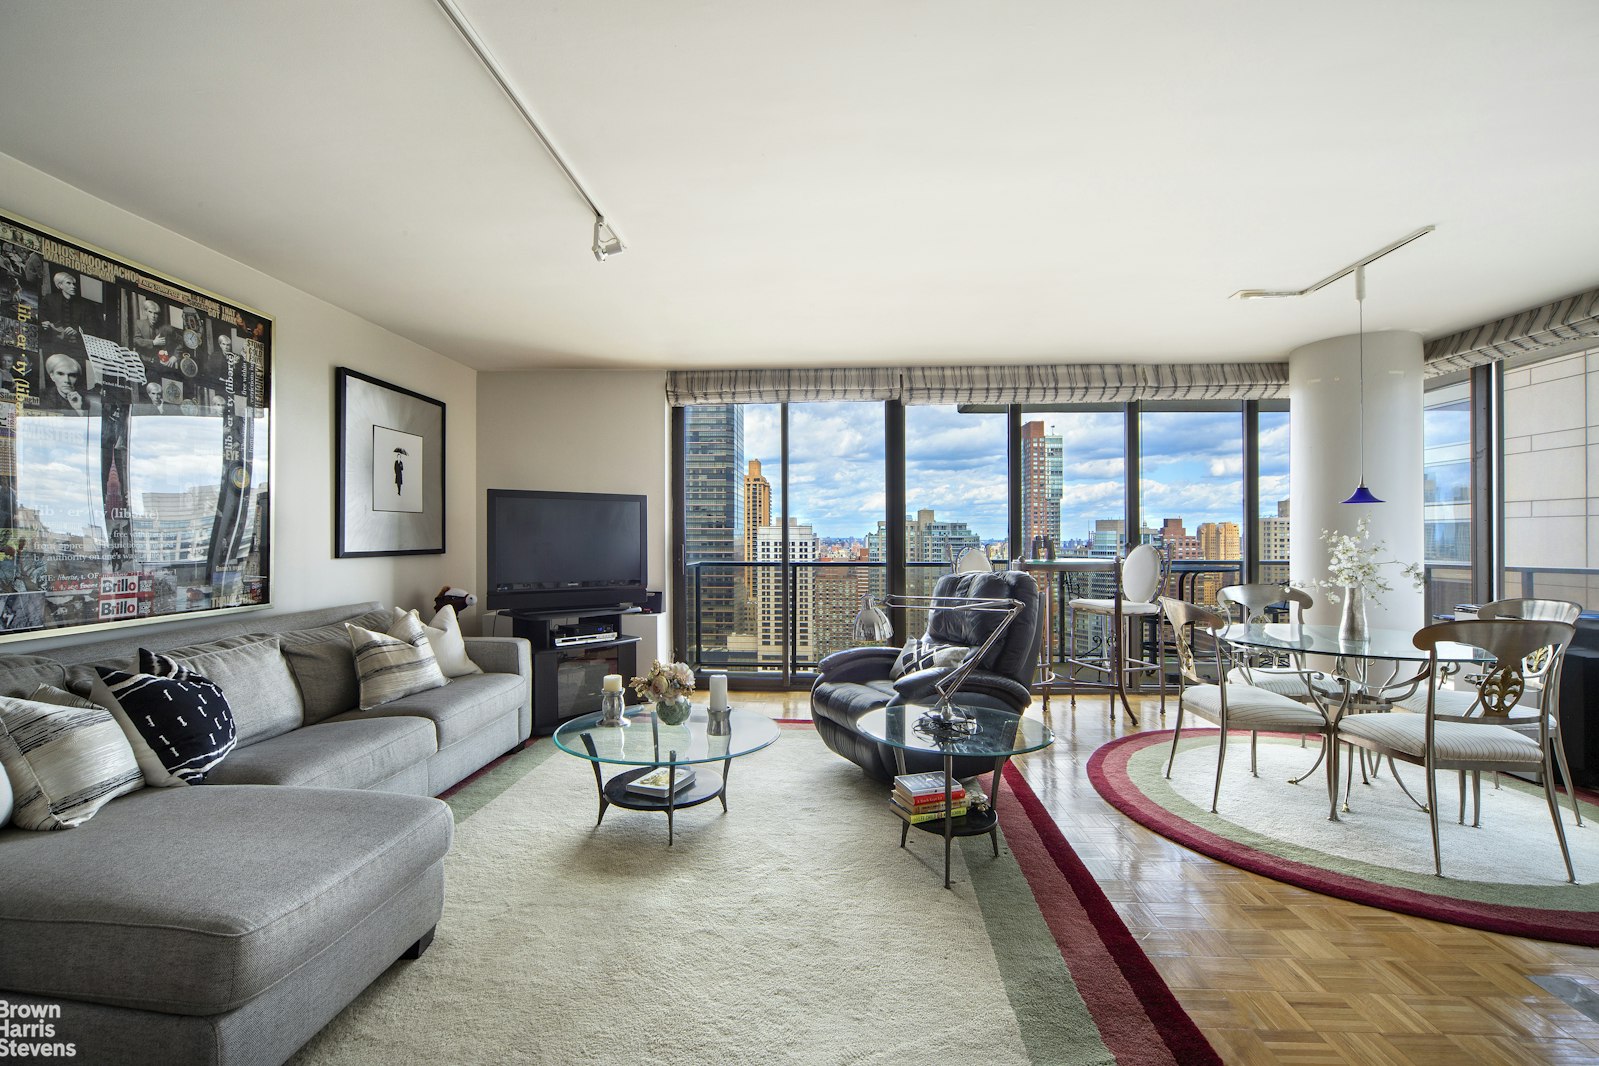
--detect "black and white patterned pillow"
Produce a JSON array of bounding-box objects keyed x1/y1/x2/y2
[
  {"x1": 891, "y1": 636, "x2": 972, "y2": 678},
  {"x1": 93, "y1": 662, "x2": 237, "y2": 787}
]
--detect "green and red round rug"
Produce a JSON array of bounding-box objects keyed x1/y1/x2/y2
[{"x1": 1090, "y1": 729, "x2": 1599, "y2": 946}]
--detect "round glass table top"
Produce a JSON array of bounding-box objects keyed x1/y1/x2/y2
[
  {"x1": 1218, "y1": 623, "x2": 1493, "y2": 663},
  {"x1": 552, "y1": 707, "x2": 780, "y2": 767},
  {"x1": 856, "y1": 703, "x2": 1054, "y2": 760}
]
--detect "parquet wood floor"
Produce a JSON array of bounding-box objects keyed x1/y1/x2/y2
[{"x1": 742, "y1": 688, "x2": 1599, "y2": 1065}]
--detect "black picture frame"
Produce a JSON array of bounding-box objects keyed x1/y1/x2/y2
[
  {"x1": 0, "y1": 208, "x2": 273, "y2": 640},
  {"x1": 334, "y1": 367, "x2": 445, "y2": 557}
]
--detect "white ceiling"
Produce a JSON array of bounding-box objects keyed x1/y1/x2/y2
[{"x1": 2, "y1": 0, "x2": 1597, "y2": 371}]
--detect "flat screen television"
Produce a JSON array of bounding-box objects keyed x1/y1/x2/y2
[{"x1": 486, "y1": 490, "x2": 648, "y2": 613}]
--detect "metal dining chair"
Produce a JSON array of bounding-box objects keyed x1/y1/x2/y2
[
  {"x1": 1217, "y1": 583, "x2": 1340, "y2": 703},
  {"x1": 1160, "y1": 597, "x2": 1336, "y2": 813},
  {"x1": 1065, "y1": 544, "x2": 1168, "y2": 721},
  {"x1": 1395, "y1": 598, "x2": 1584, "y2": 827},
  {"x1": 1338, "y1": 617, "x2": 1578, "y2": 883}
]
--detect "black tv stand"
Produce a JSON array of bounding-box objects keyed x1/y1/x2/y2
[{"x1": 504, "y1": 605, "x2": 642, "y2": 734}]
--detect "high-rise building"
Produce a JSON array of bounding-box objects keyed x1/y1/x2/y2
[
  {"x1": 683, "y1": 405, "x2": 744, "y2": 659},
  {"x1": 1197, "y1": 521, "x2": 1241, "y2": 561},
  {"x1": 1158, "y1": 517, "x2": 1200, "y2": 561},
  {"x1": 812, "y1": 546, "x2": 870, "y2": 662},
  {"x1": 754, "y1": 518, "x2": 816, "y2": 665},
  {"x1": 867, "y1": 508, "x2": 981, "y2": 598},
  {"x1": 1259, "y1": 499, "x2": 1291, "y2": 581},
  {"x1": 1091, "y1": 519, "x2": 1123, "y2": 555},
  {"x1": 742, "y1": 459, "x2": 771, "y2": 603},
  {"x1": 1021, "y1": 421, "x2": 1063, "y2": 553}
]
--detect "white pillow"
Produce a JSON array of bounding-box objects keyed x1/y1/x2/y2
[
  {"x1": 391, "y1": 605, "x2": 482, "y2": 679},
  {"x1": 0, "y1": 750, "x2": 12, "y2": 826},
  {"x1": 349, "y1": 612, "x2": 448, "y2": 709},
  {"x1": 0, "y1": 686, "x2": 143, "y2": 830}
]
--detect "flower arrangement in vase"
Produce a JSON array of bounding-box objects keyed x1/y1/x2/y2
[
  {"x1": 630, "y1": 660, "x2": 696, "y2": 725},
  {"x1": 1297, "y1": 517, "x2": 1423, "y2": 641}
]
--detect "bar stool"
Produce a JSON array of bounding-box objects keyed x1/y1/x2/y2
[{"x1": 1065, "y1": 544, "x2": 1168, "y2": 723}]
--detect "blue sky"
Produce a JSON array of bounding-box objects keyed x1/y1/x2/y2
[{"x1": 742, "y1": 404, "x2": 1290, "y2": 541}]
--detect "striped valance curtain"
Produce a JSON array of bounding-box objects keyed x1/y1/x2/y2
[
  {"x1": 1424, "y1": 287, "x2": 1599, "y2": 375},
  {"x1": 666, "y1": 363, "x2": 1287, "y2": 406},
  {"x1": 897, "y1": 362, "x2": 1288, "y2": 404},
  {"x1": 665, "y1": 368, "x2": 901, "y2": 406}
]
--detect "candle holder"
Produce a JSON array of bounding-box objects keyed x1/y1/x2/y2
[
  {"x1": 598, "y1": 689, "x2": 627, "y2": 727},
  {"x1": 707, "y1": 704, "x2": 732, "y2": 736}
]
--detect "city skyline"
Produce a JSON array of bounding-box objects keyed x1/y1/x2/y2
[{"x1": 739, "y1": 404, "x2": 1289, "y2": 541}]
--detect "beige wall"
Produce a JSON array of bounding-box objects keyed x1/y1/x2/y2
[
  {"x1": 475, "y1": 369, "x2": 670, "y2": 630},
  {"x1": 1, "y1": 152, "x2": 479, "y2": 651}
]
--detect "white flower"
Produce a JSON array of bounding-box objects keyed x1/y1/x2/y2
[{"x1": 1292, "y1": 518, "x2": 1424, "y2": 607}]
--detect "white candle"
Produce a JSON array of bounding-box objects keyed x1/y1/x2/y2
[
  {"x1": 602, "y1": 674, "x2": 623, "y2": 693},
  {"x1": 708, "y1": 673, "x2": 729, "y2": 710}
]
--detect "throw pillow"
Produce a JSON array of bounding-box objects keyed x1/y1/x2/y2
[
  {"x1": 92, "y1": 666, "x2": 238, "y2": 787},
  {"x1": 892, "y1": 636, "x2": 972, "y2": 677},
  {"x1": 390, "y1": 605, "x2": 482, "y2": 679},
  {"x1": 0, "y1": 750, "x2": 11, "y2": 825},
  {"x1": 0, "y1": 686, "x2": 143, "y2": 830},
  {"x1": 347, "y1": 612, "x2": 447, "y2": 709}
]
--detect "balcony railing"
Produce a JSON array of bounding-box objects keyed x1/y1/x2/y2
[{"x1": 684, "y1": 556, "x2": 1273, "y2": 678}]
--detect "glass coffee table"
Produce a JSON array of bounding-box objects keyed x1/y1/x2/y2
[
  {"x1": 552, "y1": 707, "x2": 780, "y2": 845},
  {"x1": 857, "y1": 703, "x2": 1054, "y2": 889}
]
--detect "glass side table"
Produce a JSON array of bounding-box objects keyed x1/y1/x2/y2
[
  {"x1": 857, "y1": 703, "x2": 1054, "y2": 889},
  {"x1": 552, "y1": 706, "x2": 780, "y2": 845}
]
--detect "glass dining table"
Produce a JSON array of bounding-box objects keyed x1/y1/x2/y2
[{"x1": 1218, "y1": 622, "x2": 1495, "y2": 815}]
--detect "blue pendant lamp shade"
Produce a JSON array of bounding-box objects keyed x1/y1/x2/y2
[
  {"x1": 1342, "y1": 265, "x2": 1382, "y2": 505},
  {"x1": 1341, "y1": 483, "x2": 1384, "y2": 505}
]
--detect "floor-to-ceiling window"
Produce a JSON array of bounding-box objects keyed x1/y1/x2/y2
[
  {"x1": 1500, "y1": 347, "x2": 1599, "y2": 608},
  {"x1": 1140, "y1": 405, "x2": 1244, "y2": 607},
  {"x1": 903, "y1": 404, "x2": 1007, "y2": 599},
  {"x1": 677, "y1": 395, "x2": 1289, "y2": 679},
  {"x1": 1422, "y1": 378, "x2": 1474, "y2": 617},
  {"x1": 1257, "y1": 405, "x2": 1291, "y2": 585}
]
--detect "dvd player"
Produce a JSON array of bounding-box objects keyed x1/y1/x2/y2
[{"x1": 553, "y1": 630, "x2": 617, "y2": 647}]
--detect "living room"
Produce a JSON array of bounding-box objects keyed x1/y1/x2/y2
[{"x1": 3, "y1": 3, "x2": 1599, "y2": 1065}]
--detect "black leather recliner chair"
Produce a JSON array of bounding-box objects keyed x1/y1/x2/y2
[{"x1": 809, "y1": 570, "x2": 1043, "y2": 782}]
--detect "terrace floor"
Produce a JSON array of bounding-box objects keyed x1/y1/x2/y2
[{"x1": 737, "y1": 688, "x2": 1599, "y2": 1066}]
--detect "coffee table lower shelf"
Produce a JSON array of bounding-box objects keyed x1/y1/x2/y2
[{"x1": 594, "y1": 765, "x2": 726, "y2": 846}]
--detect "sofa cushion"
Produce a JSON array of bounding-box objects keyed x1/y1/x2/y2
[
  {"x1": 809, "y1": 679, "x2": 899, "y2": 726},
  {"x1": 93, "y1": 668, "x2": 238, "y2": 786},
  {"x1": 279, "y1": 607, "x2": 393, "y2": 724},
  {"x1": 348, "y1": 614, "x2": 447, "y2": 709},
  {"x1": 0, "y1": 687, "x2": 144, "y2": 830},
  {"x1": 0, "y1": 654, "x2": 69, "y2": 698},
  {"x1": 158, "y1": 635, "x2": 305, "y2": 746},
  {"x1": 201, "y1": 717, "x2": 436, "y2": 791},
  {"x1": 0, "y1": 783, "x2": 452, "y2": 1015},
  {"x1": 325, "y1": 670, "x2": 525, "y2": 750}
]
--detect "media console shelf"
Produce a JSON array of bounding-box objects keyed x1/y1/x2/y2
[{"x1": 498, "y1": 606, "x2": 644, "y2": 734}]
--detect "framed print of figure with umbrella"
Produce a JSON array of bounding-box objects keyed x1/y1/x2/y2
[{"x1": 335, "y1": 367, "x2": 444, "y2": 556}]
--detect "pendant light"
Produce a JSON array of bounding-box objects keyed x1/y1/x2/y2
[{"x1": 1340, "y1": 264, "x2": 1383, "y2": 504}]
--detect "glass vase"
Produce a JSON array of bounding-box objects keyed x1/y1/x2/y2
[
  {"x1": 1339, "y1": 585, "x2": 1369, "y2": 642},
  {"x1": 655, "y1": 696, "x2": 693, "y2": 726}
]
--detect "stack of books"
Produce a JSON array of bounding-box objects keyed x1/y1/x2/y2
[
  {"x1": 890, "y1": 771, "x2": 967, "y2": 824},
  {"x1": 626, "y1": 764, "x2": 696, "y2": 798}
]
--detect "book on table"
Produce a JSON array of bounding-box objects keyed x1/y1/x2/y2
[
  {"x1": 890, "y1": 794, "x2": 969, "y2": 824},
  {"x1": 626, "y1": 764, "x2": 696, "y2": 798},
  {"x1": 893, "y1": 771, "x2": 965, "y2": 807}
]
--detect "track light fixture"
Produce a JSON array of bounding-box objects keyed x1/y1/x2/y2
[{"x1": 434, "y1": 0, "x2": 625, "y2": 261}]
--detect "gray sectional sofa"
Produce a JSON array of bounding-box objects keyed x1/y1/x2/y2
[{"x1": 0, "y1": 601, "x2": 532, "y2": 1066}]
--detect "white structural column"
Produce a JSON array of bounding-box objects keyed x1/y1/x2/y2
[{"x1": 1289, "y1": 330, "x2": 1426, "y2": 631}]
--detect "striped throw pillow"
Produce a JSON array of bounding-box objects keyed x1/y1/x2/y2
[
  {"x1": 0, "y1": 686, "x2": 144, "y2": 830},
  {"x1": 347, "y1": 612, "x2": 447, "y2": 709}
]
